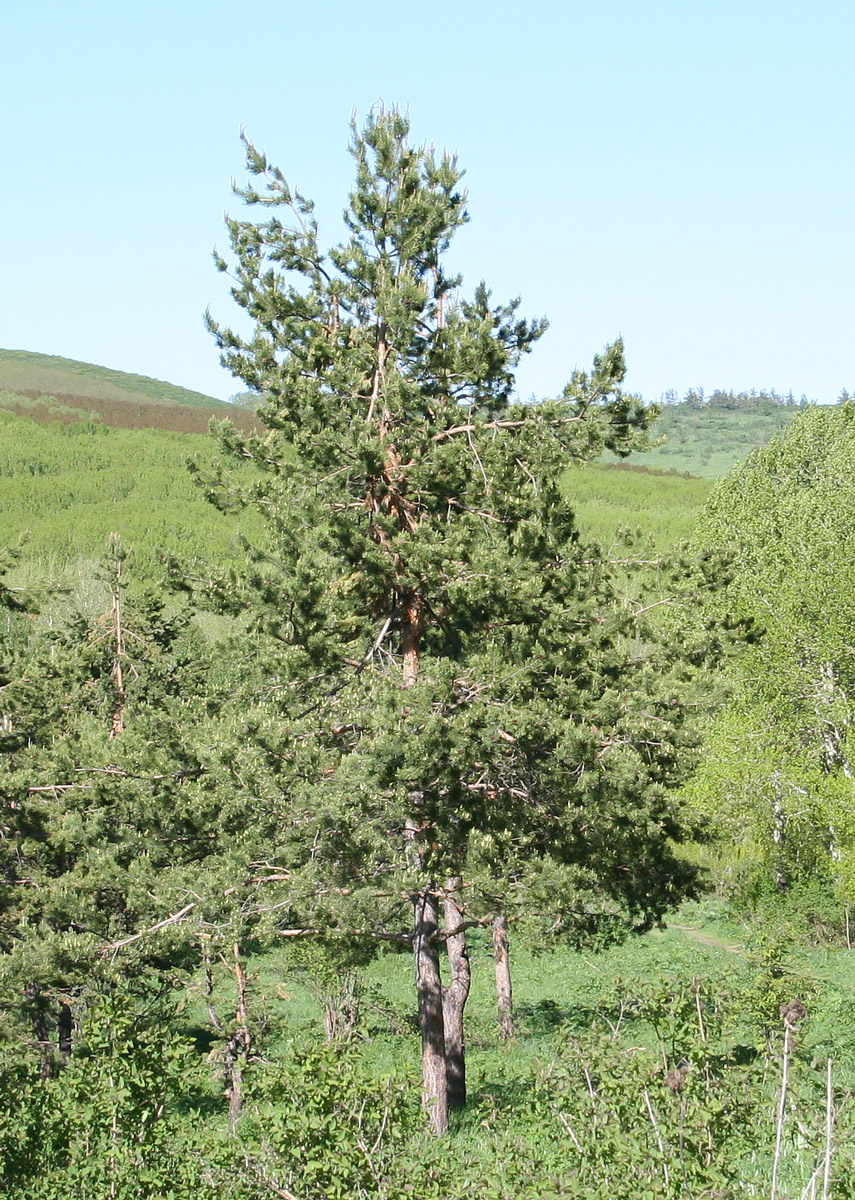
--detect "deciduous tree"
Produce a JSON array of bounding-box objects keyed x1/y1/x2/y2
[{"x1": 689, "y1": 404, "x2": 855, "y2": 915}]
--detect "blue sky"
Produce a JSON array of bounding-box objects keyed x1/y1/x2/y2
[{"x1": 3, "y1": 0, "x2": 853, "y2": 404}]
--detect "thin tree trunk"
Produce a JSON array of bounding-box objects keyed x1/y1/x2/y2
[
  {"x1": 58, "y1": 999, "x2": 73, "y2": 1065},
  {"x1": 401, "y1": 593, "x2": 423, "y2": 689},
  {"x1": 203, "y1": 938, "x2": 251, "y2": 1133},
  {"x1": 108, "y1": 541, "x2": 126, "y2": 738},
  {"x1": 442, "y1": 876, "x2": 470, "y2": 1110},
  {"x1": 226, "y1": 944, "x2": 251, "y2": 1131},
  {"x1": 322, "y1": 969, "x2": 360, "y2": 1041},
  {"x1": 413, "y1": 885, "x2": 448, "y2": 1134},
  {"x1": 400, "y1": 541, "x2": 447, "y2": 1129},
  {"x1": 493, "y1": 914, "x2": 514, "y2": 1039},
  {"x1": 25, "y1": 983, "x2": 56, "y2": 1079}
]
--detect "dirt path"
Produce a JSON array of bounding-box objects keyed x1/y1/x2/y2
[{"x1": 669, "y1": 924, "x2": 745, "y2": 956}]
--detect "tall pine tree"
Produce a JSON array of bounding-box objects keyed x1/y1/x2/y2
[{"x1": 202, "y1": 108, "x2": 699, "y2": 1132}]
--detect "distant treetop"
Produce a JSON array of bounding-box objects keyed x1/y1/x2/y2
[{"x1": 658, "y1": 387, "x2": 817, "y2": 411}]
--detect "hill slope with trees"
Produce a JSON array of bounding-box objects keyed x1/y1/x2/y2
[{"x1": 618, "y1": 388, "x2": 812, "y2": 477}]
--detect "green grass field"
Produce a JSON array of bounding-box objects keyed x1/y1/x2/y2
[
  {"x1": 563, "y1": 461, "x2": 713, "y2": 548},
  {"x1": 0, "y1": 411, "x2": 713, "y2": 598},
  {"x1": 0, "y1": 411, "x2": 261, "y2": 580},
  {"x1": 617, "y1": 401, "x2": 804, "y2": 477},
  {"x1": 170, "y1": 898, "x2": 855, "y2": 1197},
  {"x1": 0, "y1": 348, "x2": 226, "y2": 409}
]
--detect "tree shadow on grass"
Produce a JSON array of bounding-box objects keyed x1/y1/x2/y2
[
  {"x1": 454, "y1": 1074, "x2": 542, "y2": 1130},
  {"x1": 515, "y1": 998, "x2": 599, "y2": 1038}
]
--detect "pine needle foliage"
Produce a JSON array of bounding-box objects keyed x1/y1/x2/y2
[{"x1": 202, "y1": 108, "x2": 702, "y2": 1129}]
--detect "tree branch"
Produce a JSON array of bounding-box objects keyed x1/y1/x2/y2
[{"x1": 100, "y1": 902, "x2": 197, "y2": 955}]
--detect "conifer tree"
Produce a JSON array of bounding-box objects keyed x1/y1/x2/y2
[
  {"x1": 203, "y1": 108, "x2": 699, "y2": 1132},
  {"x1": 0, "y1": 541, "x2": 242, "y2": 1071}
]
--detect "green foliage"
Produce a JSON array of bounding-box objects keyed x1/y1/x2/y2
[
  {"x1": 0, "y1": 989, "x2": 210, "y2": 1199},
  {"x1": 238, "y1": 1046, "x2": 420, "y2": 1199},
  {"x1": 0, "y1": 411, "x2": 261, "y2": 576},
  {"x1": 4, "y1": 907, "x2": 855, "y2": 1197},
  {"x1": 689, "y1": 405, "x2": 855, "y2": 917},
  {"x1": 0, "y1": 389, "x2": 100, "y2": 422},
  {"x1": 0, "y1": 540, "x2": 254, "y2": 1057},
  {"x1": 197, "y1": 107, "x2": 703, "y2": 955},
  {"x1": 524, "y1": 974, "x2": 845, "y2": 1199}
]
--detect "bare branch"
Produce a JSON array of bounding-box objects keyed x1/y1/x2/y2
[{"x1": 101, "y1": 902, "x2": 196, "y2": 955}]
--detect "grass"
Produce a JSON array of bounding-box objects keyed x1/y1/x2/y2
[
  {"x1": 562, "y1": 461, "x2": 713, "y2": 548},
  {"x1": 0, "y1": 348, "x2": 227, "y2": 409},
  {"x1": 0, "y1": 411, "x2": 261, "y2": 579},
  {"x1": 169, "y1": 895, "x2": 855, "y2": 1198},
  {"x1": 616, "y1": 402, "x2": 805, "y2": 478},
  {"x1": 234, "y1": 897, "x2": 852, "y2": 1081}
]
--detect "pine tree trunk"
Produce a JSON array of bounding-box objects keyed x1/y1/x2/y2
[
  {"x1": 401, "y1": 593, "x2": 423, "y2": 689},
  {"x1": 403, "y1": 592, "x2": 447, "y2": 1130},
  {"x1": 227, "y1": 945, "x2": 251, "y2": 1131},
  {"x1": 493, "y1": 914, "x2": 514, "y2": 1039},
  {"x1": 413, "y1": 885, "x2": 448, "y2": 1134},
  {"x1": 442, "y1": 876, "x2": 470, "y2": 1110},
  {"x1": 203, "y1": 938, "x2": 251, "y2": 1133},
  {"x1": 58, "y1": 1000, "x2": 73, "y2": 1065},
  {"x1": 24, "y1": 983, "x2": 56, "y2": 1079}
]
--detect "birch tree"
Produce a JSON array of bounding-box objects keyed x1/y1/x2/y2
[{"x1": 689, "y1": 404, "x2": 855, "y2": 911}]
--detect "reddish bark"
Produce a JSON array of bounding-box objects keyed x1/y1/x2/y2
[{"x1": 401, "y1": 593, "x2": 423, "y2": 689}]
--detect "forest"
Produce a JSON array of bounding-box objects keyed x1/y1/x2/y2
[{"x1": 2, "y1": 110, "x2": 855, "y2": 1199}]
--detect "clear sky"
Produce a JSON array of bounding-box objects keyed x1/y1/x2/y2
[{"x1": 3, "y1": 0, "x2": 853, "y2": 404}]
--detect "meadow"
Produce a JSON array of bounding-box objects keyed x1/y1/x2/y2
[
  {"x1": 612, "y1": 399, "x2": 803, "y2": 478},
  {"x1": 0, "y1": 410, "x2": 261, "y2": 586},
  {"x1": 2, "y1": 354, "x2": 848, "y2": 1199},
  {"x1": 8, "y1": 898, "x2": 855, "y2": 1198},
  {"x1": 0, "y1": 410, "x2": 711, "y2": 585}
]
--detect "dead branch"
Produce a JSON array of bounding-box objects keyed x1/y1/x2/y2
[{"x1": 100, "y1": 902, "x2": 196, "y2": 955}]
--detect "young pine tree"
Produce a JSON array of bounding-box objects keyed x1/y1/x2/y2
[
  {"x1": 202, "y1": 108, "x2": 698, "y2": 1133},
  {"x1": 0, "y1": 540, "x2": 238, "y2": 1074}
]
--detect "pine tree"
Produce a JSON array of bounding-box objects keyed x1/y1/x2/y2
[
  {"x1": 0, "y1": 540, "x2": 246, "y2": 1072},
  {"x1": 202, "y1": 108, "x2": 699, "y2": 1132}
]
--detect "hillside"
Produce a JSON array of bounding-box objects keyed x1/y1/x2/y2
[
  {"x1": 0, "y1": 351, "x2": 816, "y2": 478},
  {"x1": 0, "y1": 411, "x2": 264, "y2": 588},
  {"x1": 562, "y1": 460, "x2": 712, "y2": 547},
  {"x1": 0, "y1": 410, "x2": 711, "y2": 593},
  {"x1": 0, "y1": 351, "x2": 717, "y2": 584},
  {"x1": 624, "y1": 392, "x2": 808, "y2": 477},
  {"x1": 0, "y1": 348, "x2": 259, "y2": 434}
]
